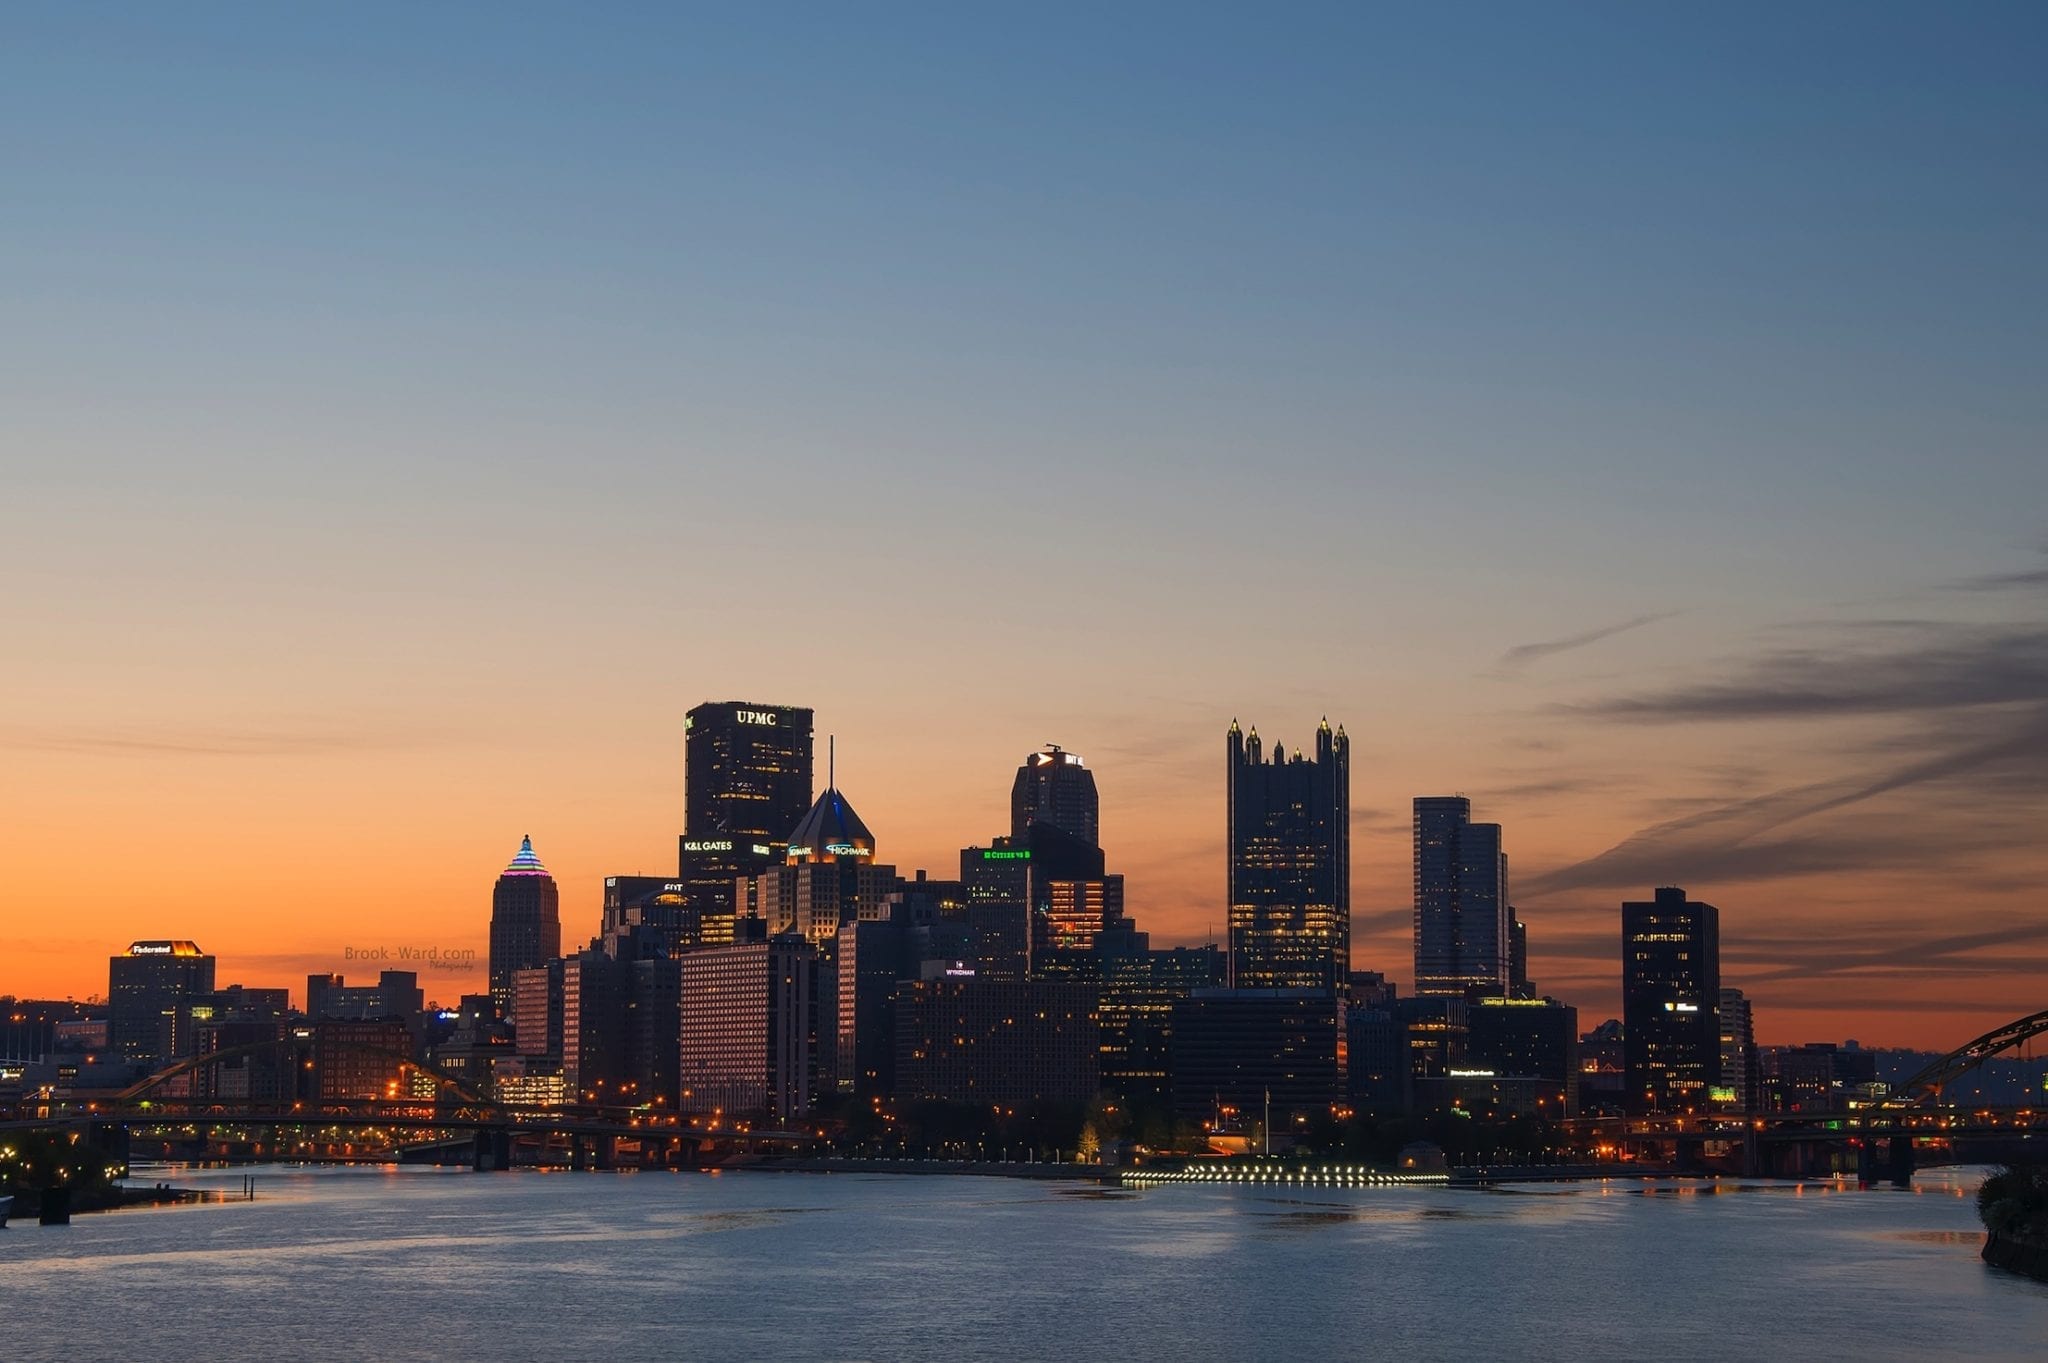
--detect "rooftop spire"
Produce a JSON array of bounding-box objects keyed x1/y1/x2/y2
[{"x1": 502, "y1": 834, "x2": 551, "y2": 878}]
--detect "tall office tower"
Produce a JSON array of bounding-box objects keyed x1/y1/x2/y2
[
  {"x1": 1412, "y1": 797, "x2": 1510, "y2": 997},
  {"x1": 108, "y1": 940, "x2": 217, "y2": 1062},
  {"x1": 601, "y1": 875, "x2": 733, "y2": 955},
  {"x1": 677, "y1": 936, "x2": 816, "y2": 1122},
  {"x1": 678, "y1": 701, "x2": 815, "y2": 930},
  {"x1": 561, "y1": 947, "x2": 626, "y2": 1103},
  {"x1": 1621, "y1": 886, "x2": 1722, "y2": 1114},
  {"x1": 489, "y1": 836, "x2": 562, "y2": 1011},
  {"x1": 512, "y1": 959, "x2": 566, "y2": 1060},
  {"x1": 1011, "y1": 744, "x2": 1100, "y2": 846},
  {"x1": 960, "y1": 820, "x2": 1111, "y2": 977},
  {"x1": 1095, "y1": 943, "x2": 1226, "y2": 1106},
  {"x1": 1719, "y1": 986, "x2": 1758, "y2": 1111},
  {"x1": 738, "y1": 784, "x2": 902, "y2": 954},
  {"x1": 1509, "y1": 915, "x2": 1532, "y2": 998},
  {"x1": 1225, "y1": 719, "x2": 1350, "y2": 992}
]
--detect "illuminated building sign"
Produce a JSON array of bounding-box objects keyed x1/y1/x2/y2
[
  {"x1": 981, "y1": 849, "x2": 1031, "y2": 861},
  {"x1": 736, "y1": 709, "x2": 780, "y2": 726},
  {"x1": 823, "y1": 842, "x2": 870, "y2": 857},
  {"x1": 1664, "y1": 1001, "x2": 1700, "y2": 1013},
  {"x1": 1448, "y1": 1069, "x2": 1499, "y2": 1078},
  {"x1": 684, "y1": 840, "x2": 735, "y2": 853},
  {"x1": 752, "y1": 844, "x2": 774, "y2": 856},
  {"x1": 127, "y1": 941, "x2": 203, "y2": 957}
]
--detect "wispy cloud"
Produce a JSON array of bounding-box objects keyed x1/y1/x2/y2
[
  {"x1": 1563, "y1": 620, "x2": 2048, "y2": 721},
  {"x1": 1525, "y1": 583, "x2": 2048, "y2": 900},
  {"x1": 1943, "y1": 544, "x2": 2048, "y2": 594},
  {"x1": 1491, "y1": 611, "x2": 1678, "y2": 676}
]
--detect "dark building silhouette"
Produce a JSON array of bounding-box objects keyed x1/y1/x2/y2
[
  {"x1": 489, "y1": 836, "x2": 561, "y2": 1011},
  {"x1": 309, "y1": 1017, "x2": 413, "y2": 1101},
  {"x1": 1509, "y1": 915, "x2": 1531, "y2": 998},
  {"x1": 1225, "y1": 719, "x2": 1349, "y2": 992},
  {"x1": 305, "y1": 971, "x2": 421, "y2": 1021},
  {"x1": 960, "y1": 821, "x2": 1110, "y2": 977},
  {"x1": 1397, "y1": 994, "x2": 1469, "y2": 1078},
  {"x1": 1413, "y1": 797, "x2": 1509, "y2": 997},
  {"x1": 1466, "y1": 996, "x2": 1580, "y2": 1117},
  {"x1": 893, "y1": 973, "x2": 1099, "y2": 1106},
  {"x1": 1720, "y1": 986, "x2": 1758, "y2": 1111},
  {"x1": 1622, "y1": 886, "x2": 1721, "y2": 1114},
  {"x1": 1346, "y1": 1008, "x2": 1412, "y2": 1114},
  {"x1": 108, "y1": 940, "x2": 216, "y2": 1062},
  {"x1": 1170, "y1": 988, "x2": 1343, "y2": 1129},
  {"x1": 1094, "y1": 944, "x2": 1226, "y2": 1107},
  {"x1": 1011, "y1": 744, "x2": 1100, "y2": 846},
  {"x1": 678, "y1": 701, "x2": 815, "y2": 930},
  {"x1": 602, "y1": 875, "x2": 731, "y2": 955}
]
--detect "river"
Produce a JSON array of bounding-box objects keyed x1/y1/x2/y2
[{"x1": 3, "y1": 1165, "x2": 2042, "y2": 1361}]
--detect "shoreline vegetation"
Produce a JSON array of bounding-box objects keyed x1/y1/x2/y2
[{"x1": 1977, "y1": 1163, "x2": 2048, "y2": 1282}]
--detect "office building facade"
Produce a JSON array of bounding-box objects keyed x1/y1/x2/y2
[
  {"x1": 677, "y1": 936, "x2": 816, "y2": 1121},
  {"x1": 1011, "y1": 744, "x2": 1100, "y2": 846},
  {"x1": 1413, "y1": 797, "x2": 1510, "y2": 997},
  {"x1": 109, "y1": 940, "x2": 217, "y2": 1062},
  {"x1": 1170, "y1": 988, "x2": 1343, "y2": 1128},
  {"x1": 677, "y1": 701, "x2": 815, "y2": 928},
  {"x1": 1719, "y1": 986, "x2": 1758, "y2": 1111},
  {"x1": 893, "y1": 974, "x2": 1100, "y2": 1106},
  {"x1": 489, "y1": 836, "x2": 561, "y2": 1011},
  {"x1": 1225, "y1": 719, "x2": 1349, "y2": 992},
  {"x1": 1621, "y1": 886, "x2": 1722, "y2": 1114}
]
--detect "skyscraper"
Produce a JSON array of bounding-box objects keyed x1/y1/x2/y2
[
  {"x1": 1412, "y1": 796, "x2": 1510, "y2": 997},
  {"x1": 489, "y1": 835, "x2": 561, "y2": 1011},
  {"x1": 1225, "y1": 719, "x2": 1350, "y2": 992},
  {"x1": 677, "y1": 935, "x2": 816, "y2": 1122},
  {"x1": 960, "y1": 820, "x2": 1109, "y2": 978},
  {"x1": 1719, "y1": 986, "x2": 1758, "y2": 1111},
  {"x1": 740, "y1": 783, "x2": 902, "y2": 953},
  {"x1": 1622, "y1": 886, "x2": 1722, "y2": 1114},
  {"x1": 1010, "y1": 744, "x2": 1100, "y2": 846},
  {"x1": 108, "y1": 940, "x2": 217, "y2": 1062},
  {"x1": 677, "y1": 700, "x2": 816, "y2": 930}
]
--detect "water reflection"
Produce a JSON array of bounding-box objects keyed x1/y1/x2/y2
[{"x1": 0, "y1": 1164, "x2": 2039, "y2": 1363}]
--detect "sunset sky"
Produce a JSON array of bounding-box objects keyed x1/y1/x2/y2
[{"x1": 4, "y1": 5, "x2": 2045, "y2": 1047}]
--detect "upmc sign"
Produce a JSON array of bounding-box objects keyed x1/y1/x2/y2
[{"x1": 736, "y1": 709, "x2": 780, "y2": 726}]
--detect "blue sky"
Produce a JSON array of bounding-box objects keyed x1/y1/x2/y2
[{"x1": 4, "y1": 4, "x2": 2045, "y2": 1037}]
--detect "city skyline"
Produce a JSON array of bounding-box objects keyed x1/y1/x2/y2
[
  {"x1": 5, "y1": 6, "x2": 2046, "y2": 1050},
  {"x1": 8, "y1": 692, "x2": 2041, "y2": 1050}
]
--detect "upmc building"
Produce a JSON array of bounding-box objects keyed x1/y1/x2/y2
[{"x1": 677, "y1": 700, "x2": 816, "y2": 926}]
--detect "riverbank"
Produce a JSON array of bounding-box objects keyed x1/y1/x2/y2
[{"x1": 1983, "y1": 1229, "x2": 2048, "y2": 1281}]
